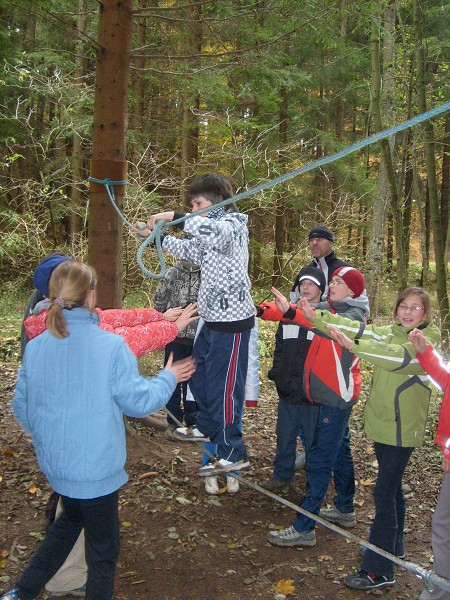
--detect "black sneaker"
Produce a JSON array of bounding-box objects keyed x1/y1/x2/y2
[
  {"x1": 259, "y1": 479, "x2": 292, "y2": 492},
  {"x1": 344, "y1": 570, "x2": 395, "y2": 589}
]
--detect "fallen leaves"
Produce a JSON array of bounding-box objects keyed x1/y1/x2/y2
[
  {"x1": 274, "y1": 578, "x2": 295, "y2": 595},
  {"x1": 138, "y1": 471, "x2": 158, "y2": 480},
  {"x1": 1, "y1": 447, "x2": 16, "y2": 456}
]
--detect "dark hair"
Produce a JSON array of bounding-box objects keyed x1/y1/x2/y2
[
  {"x1": 186, "y1": 173, "x2": 236, "y2": 211},
  {"x1": 47, "y1": 261, "x2": 97, "y2": 339},
  {"x1": 394, "y1": 286, "x2": 431, "y2": 321}
]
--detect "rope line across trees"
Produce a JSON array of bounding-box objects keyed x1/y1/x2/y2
[{"x1": 90, "y1": 99, "x2": 450, "y2": 279}]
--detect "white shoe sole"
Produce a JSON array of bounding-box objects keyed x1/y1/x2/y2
[{"x1": 198, "y1": 461, "x2": 249, "y2": 477}]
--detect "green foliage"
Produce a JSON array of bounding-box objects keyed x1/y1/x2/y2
[{"x1": 0, "y1": 282, "x2": 28, "y2": 362}]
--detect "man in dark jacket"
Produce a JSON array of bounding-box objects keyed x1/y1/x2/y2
[{"x1": 291, "y1": 225, "x2": 350, "y2": 301}]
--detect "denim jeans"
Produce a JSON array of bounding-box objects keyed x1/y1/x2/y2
[
  {"x1": 272, "y1": 399, "x2": 304, "y2": 482},
  {"x1": 164, "y1": 341, "x2": 197, "y2": 427},
  {"x1": 18, "y1": 491, "x2": 119, "y2": 600},
  {"x1": 361, "y1": 443, "x2": 414, "y2": 578},
  {"x1": 293, "y1": 403, "x2": 355, "y2": 533}
]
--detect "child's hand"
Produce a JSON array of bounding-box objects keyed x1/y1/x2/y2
[
  {"x1": 271, "y1": 287, "x2": 290, "y2": 314},
  {"x1": 298, "y1": 298, "x2": 315, "y2": 322},
  {"x1": 164, "y1": 307, "x2": 183, "y2": 321},
  {"x1": 326, "y1": 326, "x2": 354, "y2": 350},
  {"x1": 175, "y1": 303, "x2": 199, "y2": 332},
  {"x1": 165, "y1": 353, "x2": 196, "y2": 383},
  {"x1": 131, "y1": 222, "x2": 151, "y2": 239},
  {"x1": 408, "y1": 328, "x2": 427, "y2": 354},
  {"x1": 147, "y1": 211, "x2": 175, "y2": 231}
]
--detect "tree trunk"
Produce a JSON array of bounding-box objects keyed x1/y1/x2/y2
[
  {"x1": 88, "y1": 0, "x2": 133, "y2": 309},
  {"x1": 414, "y1": 0, "x2": 449, "y2": 339},
  {"x1": 69, "y1": 0, "x2": 88, "y2": 239},
  {"x1": 441, "y1": 113, "x2": 450, "y2": 261},
  {"x1": 365, "y1": 0, "x2": 400, "y2": 300},
  {"x1": 271, "y1": 87, "x2": 288, "y2": 287}
]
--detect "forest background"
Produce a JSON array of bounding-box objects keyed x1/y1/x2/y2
[{"x1": 0, "y1": 0, "x2": 449, "y2": 340}]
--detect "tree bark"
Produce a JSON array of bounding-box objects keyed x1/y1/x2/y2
[
  {"x1": 365, "y1": 0, "x2": 400, "y2": 300},
  {"x1": 88, "y1": 0, "x2": 133, "y2": 309},
  {"x1": 414, "y1": 0, "x2": 449, "y2": 339},
  {"x1": 441, "y1": 113, "x2": 450, "y2": 261},
  {"x1": 271, "y1": 87, "x2": 288, "y2": 287},
  {"x1": 69, "y1": 0, "x2": 88, "y2": 239}
]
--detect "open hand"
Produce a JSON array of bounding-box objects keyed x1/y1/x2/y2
[
  {"x1": 164, "y1": 307, "x2": 184, "y2": 321},
  {"x1": 326, "y1": 326, "x2": 354, "y2": 350},
  {"x1": 175, "y1": 303, "x2": 199, "y2": 332},
  {"x1": 165, "y1": 353, "x2": 196, "y2": 383},
  {"x1": 271, "y1": 287, "x2": 290, "y2": 314},
  {"x1": 298, "y1": 298, "x2": 315, "y2": 322}
]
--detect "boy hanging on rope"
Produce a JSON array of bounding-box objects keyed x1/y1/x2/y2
[{"x1": 133, "y1": 173, "x2": 255, "y2": 476}]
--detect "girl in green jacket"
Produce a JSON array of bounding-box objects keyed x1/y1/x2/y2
[{"x1": 271, "y1": 286, "x2": 440, "y2": 591}]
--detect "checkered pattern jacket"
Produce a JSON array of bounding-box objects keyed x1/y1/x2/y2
[{"x1": 162, "y1": 208, "x2": 254, "y2": 325}]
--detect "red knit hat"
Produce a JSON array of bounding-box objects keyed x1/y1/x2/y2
[{"x1": 331, "y1": 266, "x2": 365, "y2": 298}]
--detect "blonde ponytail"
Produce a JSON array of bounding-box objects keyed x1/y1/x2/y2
[{"x1": 46, "y1": 261, "x2": 97, "y2": 338}]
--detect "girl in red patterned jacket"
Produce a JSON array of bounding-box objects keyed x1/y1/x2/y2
[
  {"x1": 24, "y1": 303, "x2": 198, "y2": 358},
  {"x1": 22, "y1": 256, "x2": 198, "y2": 360},
  {"x1": 409, "y1": 328, "x2": 450, "y2": 600}
]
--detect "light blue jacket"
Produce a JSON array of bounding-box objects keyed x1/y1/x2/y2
[{"x1": 13, "y1": 308, "x2": 176, "y2": 499}]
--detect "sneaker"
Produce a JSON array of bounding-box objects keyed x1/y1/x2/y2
[
  {"x1": 344, "y1": 570, "x2": 395, "y2": 590},
  {"x1": 319, "y1": 506, "x2": 356, "y2": 528},
  {"x1": 267, "y1": 526, "x2": 316, "y2": 547},
  {"x1": 164, "y1": 425, "x2": 178, "y2": 441},
  {"x1": 0, "y1": 589, "x2": 33, "y2": 600},
  {"x1": 46, "y1": 585, "x2": 86, "y2": 597},
  {"x1": 198, "y1": 458, "x2": 249, "y2": 477},
  {"x1": 173, "y1": 426, "x2": 209, "y2": 442},
  {"x1": 226, "y1": 475, "x2": 240, "y2": 494},
  {"x1": 260, "y1": 479, "x2": 292, "y2": 492},
  {"x1": 295, "y1": 450, "x2": 306, "y2": 470},
  {"x1": 0, "y1": 589, "x2": 21, "y2": 600},
  {"x1": 359, "y1": 544, "x2": 405, "y2": 559},
  {"x1": 204, "y1": 476, "x2": 220, "y2": 495}
]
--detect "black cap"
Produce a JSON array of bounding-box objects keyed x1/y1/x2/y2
[
  {"x1": 308, "y1": 225, "x2": 334, "y2": 243},
  {"x1": 293, "y1": 266, "x2": 326, "y2": 295}
]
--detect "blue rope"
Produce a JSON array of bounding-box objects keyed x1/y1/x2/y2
[
  {"x1": 90, "y1": 101, "x2": 450, "y2": 279},
  {"x1": 87, "y1": 177, "x2": 130, "y2": 226}
]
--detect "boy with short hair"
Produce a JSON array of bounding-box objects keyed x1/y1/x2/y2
[{"x1": 139, "y1": 173, "x2": 255, "y2": 475}]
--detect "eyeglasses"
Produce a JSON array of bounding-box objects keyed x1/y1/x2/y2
[
  {"x1": 397, "y1": 304, "x2": 424, "y2": 313},
  {"x1": 329, "y1": 279, "x2": 346, "y2": 286}
]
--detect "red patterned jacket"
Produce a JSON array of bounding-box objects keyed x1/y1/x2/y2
[
  {"x1": 258, "y1": 302, "x2": 363, "y2": 409},
  {"x1": 24, "y1": 307, "x2": 179, "y2": 358},
  {"x1": 416, "y1": 346, "x2": 450, "y2": 458}
]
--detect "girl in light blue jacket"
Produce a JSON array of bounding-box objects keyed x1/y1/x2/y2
[{"x1": 4, "y1": 260, "x2": 195, "y2": 600}]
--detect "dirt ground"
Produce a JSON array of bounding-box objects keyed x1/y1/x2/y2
[{"x1": 0, "y1": 360, "x2": 443, "y2": 600}]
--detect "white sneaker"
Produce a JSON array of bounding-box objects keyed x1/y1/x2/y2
[
  {"x1": 198, "y1": 458, "x2": 249, "y2": 477},
  {"x1": 226, "y1": 476, "x2": 240, "y2": 494},
  {"x1": 173, "y1": 426, "x2": 209, "y2": 442},
  {"x1": 295, "y1": 450, "x2": 306, "y2": 470},
  {"x1": 204, "y1": 476, "x2": 219, "y2": 495}
]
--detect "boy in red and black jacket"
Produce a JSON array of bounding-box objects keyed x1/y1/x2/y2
[{"x1": 257, "y1": 266, "x2": 369, "y2": 548}]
